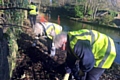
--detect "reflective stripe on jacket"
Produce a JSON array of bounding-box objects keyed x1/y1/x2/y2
[
  {"x1": 68, "y1": 29, "x2": 116, "y2": 69},
  {"x1": 44, "y1": 22, "x2": 62, "y2": 39},
  {"x1": 29, "y1": 5, "x2": 37, "y2": 15}
]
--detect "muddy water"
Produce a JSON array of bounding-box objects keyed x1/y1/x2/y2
[{"x1": 50, "y1": 17, "x2": 120, "y2": 64}]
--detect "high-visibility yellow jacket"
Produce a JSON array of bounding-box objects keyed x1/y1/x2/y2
[
  {"x1": 28, "y1": 4, "x2": 37, "y2": 15},
  {"x1": 68, "y1": 29, "x2": 116, "y2": 69},
  {"x1": 43, "y1": 22, "x2": 62, "y2": 39}
]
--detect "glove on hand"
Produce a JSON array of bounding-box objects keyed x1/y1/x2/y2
[{"x1": 65, "y1": 67, "x2": 71, "y2": 74}]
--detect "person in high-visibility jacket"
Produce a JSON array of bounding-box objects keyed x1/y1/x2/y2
[
  {"x1": 28, "y1": 2, "x2": 38, "y2": 27},
  {"x1": 33, "y1": 22, "x2": 62, "y2": 54},
  {"x1": 33, "y1": 22, "x2": 62, "y2": 40},
  {"x1": 53, "y1": 29, "x2": 118, "y2": 80}
]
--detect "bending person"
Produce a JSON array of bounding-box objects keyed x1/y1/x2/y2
[{"x1": 53, "y1": 29, "x2": 118, "y2": 80}]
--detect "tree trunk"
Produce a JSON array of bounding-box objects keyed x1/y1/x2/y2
[
  {"x1": 93, "y1": 6, "x2": 98, "y2": 19},
  {"x1": 38, "y1": 0, "x2": 41, "y2": 12},
  {"x1": 0, "y1": 28, "x2": 10, "y2": 80}
]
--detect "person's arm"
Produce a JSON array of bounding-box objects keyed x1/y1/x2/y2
[
  {"x1": 36, "y1": 7, "x2": 38, "y2": 12},
  {"x1": 73, "y1": 40, "x2": 95, "y2": 72}
]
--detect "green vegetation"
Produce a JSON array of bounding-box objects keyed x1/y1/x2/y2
[
  {"x1": 99, "y1": 15, "x2": 114, "y2": 25},
  {"x1": 109, "y1": 10, "x2": 118, "y2": 17},
  {"x1": 73, "y1": 3, "x2": 118, "y2": 25},
  {"x1": 48, "y1": 0, "x2": 119, "y2": 27},
  {"x1": 74, "y1": 5, "x2": 84, "y2": 18},
  {"x1": 0, "y1": 0, "x2": 29, "y2": 78}
]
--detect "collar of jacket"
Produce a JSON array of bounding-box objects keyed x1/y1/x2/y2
[{"x1": 65, "y1": 34, "x2": 80, "y2": 67}]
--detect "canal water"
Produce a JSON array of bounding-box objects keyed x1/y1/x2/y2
[{"x1": 49, "y1": 16, "x2": 120, "y2": 64}]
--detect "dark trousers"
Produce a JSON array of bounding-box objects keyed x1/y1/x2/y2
[
  {"x1": 29, "y1": 15, "x2": 36, "y2": 27},
  {"x1": 73, "y1": 64, "x2": 105, "y2": 80},
  {"x1": 85, "y1": 67, "x2": 105, "y2": 80}
]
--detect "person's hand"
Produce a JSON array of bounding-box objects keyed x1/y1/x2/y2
[{"x1": 65, "y1": 67, "x2": 71, "y2": 74}]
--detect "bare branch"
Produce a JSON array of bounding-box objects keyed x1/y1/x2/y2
[{"x1": 0, "y1": 7, "x2": 32, "y2": 11}]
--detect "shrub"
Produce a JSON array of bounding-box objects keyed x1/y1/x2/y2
[
  {"x1": 100, "y1": 15, "x2": 114, "y2": 25},
  {"x1": 74, "y1": 5, "x2": 84, "y2": 18}
]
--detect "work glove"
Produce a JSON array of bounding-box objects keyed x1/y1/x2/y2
[
  {"x1": 72, "y1": 60, "x2": 83, "y2": 80},
  {"x1": 63, "y1": 67, "x2": 71, "y2": 80},
  {"x1": 72, "y1": 65, "x2": 85, "y2": 80},
  {"x1": 65, "y1": 67, "x2": 71, "y2": 74}
]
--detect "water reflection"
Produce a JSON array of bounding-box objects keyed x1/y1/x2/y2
[{"x1": 50, "y1": 18, "x2": 120, "y2": 42}]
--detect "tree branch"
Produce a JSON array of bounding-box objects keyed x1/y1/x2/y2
[
  {"x1": 0, "y1": 7, "x2": 32, "y2": 11},
  {"x1": 0, "y1": 23, "x2": 26, "y2": 28}
]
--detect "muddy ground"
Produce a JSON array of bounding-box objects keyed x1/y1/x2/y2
[{"x1": 11, "y1": 23, "x2": 120, "y2": 80}]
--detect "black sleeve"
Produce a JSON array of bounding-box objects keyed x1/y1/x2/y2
[
  {"x1": 36, "y1": 8, "x2": 38, "y2": 12},
  {"x1": 73, "y1": 40, "x2": 95, "y2": 72}
]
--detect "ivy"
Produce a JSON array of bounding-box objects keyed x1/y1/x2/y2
[{"x1": 74, "y1": 5, "x2": 84, "y2": 18}]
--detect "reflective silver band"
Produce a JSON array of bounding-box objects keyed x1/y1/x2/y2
[{"x1": 98, "y1": 37, "x2": 111, "y2": 67}]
